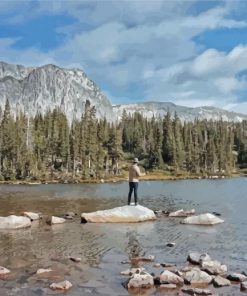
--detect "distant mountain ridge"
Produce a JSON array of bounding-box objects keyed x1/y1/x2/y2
[
  {"x1": 113, "y1": 102, "x2": 247, "y2": 122},
  {"x1": 1, "y1": 61, "x2": 247, "y2": 123}
]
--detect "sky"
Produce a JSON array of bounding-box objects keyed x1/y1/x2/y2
[{"x1": 1, "y1": 0, "x2": 247, "y2": 113}]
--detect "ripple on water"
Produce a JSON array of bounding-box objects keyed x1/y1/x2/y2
[{"x1": 0, "y1": 179, "x2": 247, "y2": 295}]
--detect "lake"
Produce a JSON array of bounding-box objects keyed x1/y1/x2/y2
[{"x1": 0, "y1": 178, "x2": 246, "y2": 295}]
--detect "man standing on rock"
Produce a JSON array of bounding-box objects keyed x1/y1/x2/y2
[{"x1": 128, "y1": 158, "x2": 143, "y2": 206}]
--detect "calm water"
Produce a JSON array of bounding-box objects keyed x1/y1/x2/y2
[{"x1": 0, "y1": 178, "x2": 246, "y2": 295}]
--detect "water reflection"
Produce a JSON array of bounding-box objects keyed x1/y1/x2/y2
[{"x1": 126, "y1": 231, "x2": 143, "y2": 259}]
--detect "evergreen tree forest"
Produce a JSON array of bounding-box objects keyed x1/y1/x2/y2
[{"x1": 0, "y1": 99, "x2": 247, "y2": 182}]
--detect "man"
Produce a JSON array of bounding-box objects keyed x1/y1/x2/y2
[{"x1": 128, "y1": 158, "x2": 142, "y2": 206}]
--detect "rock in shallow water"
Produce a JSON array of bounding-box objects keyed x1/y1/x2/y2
[
  {"x1": 187, "y1": 252, "x2": 211, "y2": 265},
  {"x1": 127, "y1": 272, "x2": 154, "y2": 289},
  {"x1": 181, "y1": 213, "x2": 224, "y2": 225},
  {"x1": 46, "y1": 216, "x2": 66, "y2": 225},
  {"x1": 169, "y1": 209, "x2": 195, "y2": 217},
  {"x1": 0, "y1": 215, "x2": 31, "y2": 229},
  {"x1": 227, "y1": 273, "x2": 247, "y2": 282},
  {"x1": 0, "y1": 266, "x2": 10, "y2": 275},
  {"x1": 182, "y1": 287, "x2": 213, "y2": 295},
  {"x1": 160, "y1": 270, "x2": 184, "y2": 285},
  {"x1": 23, "y1": 212, "x2": 40, "y2": 221},
  {"x1": 184, "y1": 269, "x2": 212, "y2": 285},
  {"x1": 213, "y1": 275, "x2": 231, "y2": 287},
  {"x1": 121, "y1": 267, "x2": 145, "y2": 276},
  {"x1": 81, "y1": 205, "x2": 156, "y2": 223},
  {"x1": 241, "y1": 281, "x2": 247, "y2": 291},
  {"x1": 69, "y1": 257, "x2": 81, "y2": 263},
  {"x1": 49, "y1": 280, "x2": 72, "y2": 291},
  {"x1": 36, "y1": 268, "x2": 52, "y2": 274},
  {"x1": 159, "y1": 283, "x2": 177, "y2": 289},
  {"x1": 201, "y1": 260, "x2": 227, "y2": 275}
]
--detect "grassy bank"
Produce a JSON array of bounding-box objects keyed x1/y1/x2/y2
[{"x1": 0, "y1": 169, "x2": 245, "y2": 185}]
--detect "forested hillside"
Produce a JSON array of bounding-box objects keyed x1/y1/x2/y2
[{"x1": 0, "y1": 99, "x2": 246, "y2": 182}]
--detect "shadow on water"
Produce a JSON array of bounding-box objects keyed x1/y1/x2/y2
[{"x1": 0, "y1": 178, "x2": 247, "y2": 295}]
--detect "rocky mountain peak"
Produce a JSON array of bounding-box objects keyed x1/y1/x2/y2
[{"x1": 0, "y1": 61, "x2": 115, "y2": 122}]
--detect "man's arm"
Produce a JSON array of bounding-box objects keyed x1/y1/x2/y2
[{"x1": 134, "y1": 166, "x2": 146, "y2": 177}]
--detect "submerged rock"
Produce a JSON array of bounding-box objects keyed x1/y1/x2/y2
[
  {"x1": 159, "y1": 283, "x2": 177, "y2": 289},
  {"x1": 69, "y1": 257, "x2": 81, "y2": 263},
  {"x1": 23, "y1": 212, "x2": 40, "y2": 221},
  {"x1": 182, "y1": 287, "x2": 213, "y2": 295},
  {"x1": 166, "y1": 242, "x2": 176, "y2": 247},
  {"x1": 160, "y1": 263, "x2": 176, "y2": 268},
  {"x1": 81, "y1": 205, "x2": 156, "y2": 223},
  {"x1": 121, "y1": 267, "x2": 145, "y2": 276},
  {"x1": 130, "y1": 255, "x2": 155, "y2": 264},
  {"x1": 0, "y1": 215, "x2": 31, "y2": 229},
  {"x1": 46, "y1": 216, "x2": 66, "y2": 225},
  {"x1": 181, "y1": 213, "x2": 224, "y2": 225},
  {"x1": 65, "y1": 212, "x2": 76, "y2": 217},
  {"x1": 49, "y1": 280, "x2": 72, "y2": 291},
  {"x1": 36, "y1": 268, "x2": 52, "y2": 274}
]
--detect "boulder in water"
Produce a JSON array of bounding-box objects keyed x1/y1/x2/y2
[
  {"x1": 181, "y1": 213, "x2": 224, "y2": 225},
  {"x1": 213, "y1": 275, "x2": 231, "y2": 287},
  {"x1": 46, "y1": 216, "x2": 66, "y2": 225},
  {"x1": 81, "y1": 205, "x2": 156, "y2": 223},
  {"x1": 0, "y1": 266, "x2": 10, "y2": 276},
  {"x1": 0, "y1": 215, "x2": 31, "y2": 229},
  {"x1": 160, "y1": 270, "x2": 184, "y2": 285},
  {"x1": 241, "y1": 281, "x2": 247, "y2": 291},
  {"x1": 187, "y1": 252, "x2": 211, "y2": 265},
  {"x1": 227, "y1": 273, "x2": 247, "y2": 282},
  {"x1": 127, "y1": 271, "x2": 154, "y2": 289},
  {"x1": 169, "y1": 209, "x2": 195, "y2": 217},
  {"x1": 23, "y1": 212, "x2": 40, "y2": 221},
  {"x1": 184, "y1": 269, "x2": 212, "y2": 285},
  {"x1": 201, "y1": 260, "x2": 227, "y2": 275}
]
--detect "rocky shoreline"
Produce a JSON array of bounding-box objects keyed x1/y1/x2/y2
[
  {"x1": 120, "y1": 251, "x2": 247, "y2": 295},
  {"x1": 0, "y1": 204, "x2": 246, "y2": 295},
  {"x1": 0, "y1": 171, "x2": 243, "y2": 186}
]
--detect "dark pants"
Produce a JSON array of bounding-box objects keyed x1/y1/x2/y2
[{"x1": 128, "y1": 182, "x2": 138, "y2": 205}]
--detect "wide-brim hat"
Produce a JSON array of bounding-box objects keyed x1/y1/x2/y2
[{"x1": 133, "y1": 158, "x2": 139, "y2": 163}]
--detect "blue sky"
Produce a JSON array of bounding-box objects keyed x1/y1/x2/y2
[{"x1": 1, "y1": 0, "x2": 247, "y2": 113}]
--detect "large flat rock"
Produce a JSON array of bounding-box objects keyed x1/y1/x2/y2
[
  {"x1": 81, "y1": 205, "x2": 156, "y2": 223},
  {"x1": 0, "y1": 215, "x2": 31, "y2": 230}
]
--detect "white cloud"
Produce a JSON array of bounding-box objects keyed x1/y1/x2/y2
[
  {"x1": 0, "y1": 38, "x2": 56, "y2": 66},
  {"x1": 144, "y1": 45, "x2": 247, "y2": 109},
  {"x1": 1, "y1": 0, "x2": 247, "y2": 112}
]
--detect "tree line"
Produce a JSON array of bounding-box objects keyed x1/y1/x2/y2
[{"x1": 0, "y1": 99, "x2": 246, "y2": 181}]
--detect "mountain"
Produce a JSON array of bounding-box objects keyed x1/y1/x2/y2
[
  {"x1": 1, "y1": 61, "x2": 247, "y2": 123},
  {"x1": 0, "y1": 61, "x2": 116, "y2": 122},
  {"x1": 113, "y1": 102, "x2": 247, "y2": 122}
]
